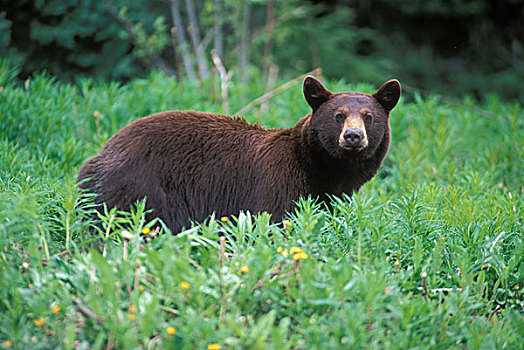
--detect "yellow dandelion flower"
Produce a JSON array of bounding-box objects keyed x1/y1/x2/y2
[
  {"x1": 394, "y1": 260, "x2": 400, "y2": 267},
  {"x1": 289, "y1": 247, "x2": 302, "y2": 255},
  {"x1": 34, "y1": 317, "x2": 45, "y2": 327},
  {"x1": 128, "y1": 305, "x2": 137, "y2": 313},
  {"x1": 2, "y1": 340, "x2": 12, "y2": 347},
  {"x1": 283, "y1": 220, "x2": 292, "y2": 228},
  {"x1": 166, "y1": 326, "x2": 176, "y2": 335},
  {"x1": 141, "y1": 227, "x2": 151, "y2": 234},
  {"x1": 277, "y1": 246, "x2": 283, "y2": 253},
  {"x1": 220, "y1": 216, "x2": 229, "y2": 222},
  {"x1": 207, "y1": 344, "x2": 221, "y2": 350},
  {"x1": 128, "y1": 313, "x2": 137, "y2": 321},
  {"x1": 51, "y1": 305, "x2": 61, "y2": 314},
  {"x1": 180, "y1": 281, "x2": 191, "y2": 290},
  {"x1": 481, "y1": 264, "x2": 488, "y2": 270},
  {"x1": 139, "y1": 285, "x2": 145, "y2": 292},
  {"x1": 281, "y1": 249, "x2": 288, "y2": 255},
  {"x1": 240, "y1": 266, "x2": 250, "y2": 273},
  {"x1": 293, "y1": 251, "x2": 308, "y2": 261},
  {"x1": 514, "y1": 284, "x2": 519, "y2": 290}
]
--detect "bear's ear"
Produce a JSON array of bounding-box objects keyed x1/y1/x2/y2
[
  {"x1": 373, "y1": 79, "x2": 401, "y2": 112},
  {"x1": 303, "y1": 76, "x2": 332, "y2": 111}
]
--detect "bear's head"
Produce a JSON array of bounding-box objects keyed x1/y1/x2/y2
[{"x1": 303, "y1": 76, "x2": 401, "y2": 160}]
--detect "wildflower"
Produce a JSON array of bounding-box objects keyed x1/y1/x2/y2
[
  {"x1": 289, "y1": 247, "x2": 302, "y2": 255},
  {"x1": 180, "y1": 281, "x2": 191, "y2": 290},
  {"x1": 394, "y1": 259, "x2": 400, "y2": 267},
  {"x1": 481, "y1": 264, "x2": 488, "y2": 270},
  {"x1": 128, "y1": 305, "x2": 137, "y2": 313},
  {"x1": 141, "y1": 227, "x2": 151, "y2": 234},
  {"x1": 208, "y1": 344, "x2": 221, "y2": 350},
  {"x1": 384, "y1": 286, "x2": 391, "y2": 295},
  {"x1": 93, "y1": 110, "x2": 101, "y2": 119},
  {"x1": 2, "y1": 340, "x2": 12, "y2": 347},
  {"x1": 139, "y1": 285, "x2": 145, "y2": 292},
  {"x1": 51, "y1": 305, "x2": 61, "y2": 314},
  {"x1": 293, "y1": 252, "x2": 308, "y2": 261},
  {"x1": 283, "y1": 220, "x2": 292, "y2": 228},
  {"x1": 220, "y1": 216, "x2": 229, "y2": 222},
  {"x1": 121, "y1": 230, "x2": 133, "y2": 240},
  {"x1": 166, "y1": 326, "x2": 176, "y2": 335},
  {"x1": 34, "y1": 317, "x2": 45, "y2": 327},
  {"x1": 128, "y1": 313, "x2": 137, "y2": 321},
  {"x1": 277, "y1": 246, "x2": 283, "y2": 253},
  {"x1": 514, "y1": 285, "x2": 519, "y2": 290},
  {"x1": 240, "y1": 266, "x2": 250, "y2": 273},
  {"x1": 281, "y1": 249, "x2": 288, "y2": 255}
]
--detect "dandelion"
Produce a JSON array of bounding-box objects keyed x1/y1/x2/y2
[
  {"x1": 514, "y1": 285, "x2": 519, "y2": 290},
  {"x1": 2, "y1": 340, "x2": 12, "y2": 347},
  {"x1": 34, "y1": 317, "x2": 45, "y2": 327},
  {"x1": 139, "y1": 285, "x2": 145, "y2": 292},
  {"x1": 394, "y1": 259, "x2": 400, "y2": 267},
  {"x1": 289, "y1": 247, "x2": 302, "y2": 255},
  {"x1": 128, "y1": 305, "x2": 137, "y2": 313},
  {"x1": 51, "y1": 305, "x2": 61, "y2": 314},
  {"x1": 180, "y1": 281, "x2": 191, "y2": 290},
  {"x1": 277, "y1": 246, "x2": 283, "y2": 253},
  {"x1": 281, "y1": 249, "x2": 288, "y2": 255},
  {"x1": 93, "y1": 110, "x2": 101, "y2": 119},
  {"x1": 166, "y1": 326, "x2": 176, "y2": 335},
  {"x1": 121, "y1": 230, "x2": 133, "y2": 240},
  {"x1": 220, "y1": 216, "x2": 229, "y2": 222},
  {"x1": 240, "y1": 266, "x2": 250, "y2": 273},
  {"x1": 481, "y1": 264, "x2": 488, "y2": 270},
  {"x1": 128, "y1": 314, "x2": 137, "y2": 321},
  {"x1": 283, "y1": 220, "x2": 292, "y2": 228},
  {"x1": 141, "y1": 227, "x2": 151, "y2": 234},
  {"x1": 207, "y1": 344, "x2": 221, "y2": 350},
  {"x1": 293, "y1": 252, "x2": 308, "y2": 261}
]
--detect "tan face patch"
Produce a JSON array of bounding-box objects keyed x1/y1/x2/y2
[{"x1": 338, "y1": 109, "x2": 369, "y2": 149}]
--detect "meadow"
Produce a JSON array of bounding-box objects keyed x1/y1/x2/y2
[{"x1": 0, "y1": 60, "x2": 522, "y2": 349}]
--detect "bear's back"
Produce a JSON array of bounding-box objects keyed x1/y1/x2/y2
[{"x1": 78, "y1": 111, "x2": 295, "y2": 230}]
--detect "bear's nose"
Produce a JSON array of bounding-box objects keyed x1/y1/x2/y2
[{"x1": 343, "y1": 128, "x2": 364, "y2": 145}]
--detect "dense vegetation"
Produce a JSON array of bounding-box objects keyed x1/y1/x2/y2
[
  {"x1": 1, "y1": 0, "x2": 523, "y2": 100},
  {"x1": 0, "y1": 62, "x2": 522, "y2": 348}
]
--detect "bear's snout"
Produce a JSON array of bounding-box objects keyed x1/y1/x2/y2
[
  {"x1": 343, "y1": 128, "x2": 364, "y2": 145},
  {"x1": 339, "y1": 127, "x2": 368, "y2": 150}
]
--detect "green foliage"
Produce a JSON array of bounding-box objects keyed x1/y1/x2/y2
[
  {"x1": 2, "y1": 0, "x2": 521, "y2": 100},
  {"x1": 0, "y1": 67, "x2": 522, "y2": 348}
]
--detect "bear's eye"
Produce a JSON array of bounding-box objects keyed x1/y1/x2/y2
[
  {"x1": 335, "y1": 113, "x2": 345, "y2": 122},
  {"x1": 363, "y1": 113, "x2": 373, "y2": 123}
]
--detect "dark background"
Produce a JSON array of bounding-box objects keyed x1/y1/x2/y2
[{"x1": 1, "y1": 0, "x2": 523, "y2": 100}]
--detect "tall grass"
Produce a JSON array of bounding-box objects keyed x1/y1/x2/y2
[{"x1": 0, "y1": 60, "x2": 522, "y2": 349}]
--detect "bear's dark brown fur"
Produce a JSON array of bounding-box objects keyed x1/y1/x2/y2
[{"x1": 77, "y1": 77, "x2": 400, "y2": 233}]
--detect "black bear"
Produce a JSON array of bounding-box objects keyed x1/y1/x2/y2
[{"x1": 78, "y1": 76, "x2": 401, "y2": 233}]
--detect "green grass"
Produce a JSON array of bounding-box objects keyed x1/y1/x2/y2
[{"x1": 0, "y1": 59, "x2": 522, "y2": 349}]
